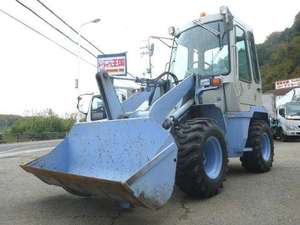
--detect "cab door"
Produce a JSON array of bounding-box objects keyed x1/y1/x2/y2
[
  {"x1": 247, "y1": 31, "x2": 263, "y2": 106},
  {"x1": 234, "y1": 25, "x2": 260, "y2": 108}
]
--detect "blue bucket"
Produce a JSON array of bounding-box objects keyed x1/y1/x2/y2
[{"x1": 21, "y1": 118, "x2": 178, "y2": 208}]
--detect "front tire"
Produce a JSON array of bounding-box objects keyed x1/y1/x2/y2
[
  {"x1": 241, "y1": 120, "x2": 274, "y2": 173},
  {"x1": 174, "y1": 118, "x2": 228, "y2": 198}
]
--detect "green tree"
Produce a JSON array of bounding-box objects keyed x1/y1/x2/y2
[
  {"x1": 257, "y1": 11, "x2": 300, "y2": 91},
  {"x1": 3, "y1": 109, "x2": 75, "y2": 143}
]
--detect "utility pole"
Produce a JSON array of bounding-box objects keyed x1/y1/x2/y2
[
  {"x1": 76, "y1": 18, "x2": 101, "y2": 122},
  {"x1": 140, "y1": 38, "x2": 154, "y2": 78}
]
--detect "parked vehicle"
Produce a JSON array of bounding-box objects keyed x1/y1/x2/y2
[{"x1": 263, "y1": 87, "x2": 300, "y2": 140}]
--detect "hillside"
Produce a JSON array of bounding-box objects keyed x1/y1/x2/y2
[
  {"x1": 257, "y1": 11, "x2": 300, "y2": 90},
  {"x1": 0, "y1": 114, "x2": 22, "y2": 132}
]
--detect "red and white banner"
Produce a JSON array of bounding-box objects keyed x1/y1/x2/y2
[
  {"x1": 97, "y1": 53, "x2": 127, "y2": 76},
  {"x1": 275, "y1": 77, "x2": 300, "y2": 90}
]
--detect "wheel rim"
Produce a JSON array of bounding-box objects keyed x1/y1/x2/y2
[
  {"x1": 261, "y1": 133, "x2": 271, "y2": 161},
  {"x1": 202, "y1": 136, "x2": 223, "y2": 179}
]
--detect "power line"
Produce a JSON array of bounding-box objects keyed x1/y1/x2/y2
[
  {"x1": 0, "y1": 8, "x2": 96, "y2": 68},
  {"x1": 16, "y1": 0, "x2": 137, "y2": 78},
  {"x1": 15, "y1": 0, "x2": 97, "y2": 59},
  {"x1": 34, "y1": 0, "x2": 136, "y2": 79},
  {"x1": 35, "y1": 0, "x2": 104, "y2": 54}
]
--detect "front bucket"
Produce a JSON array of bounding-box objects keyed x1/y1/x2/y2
[{"x1": 21, "y1": 118, "x2": 178, "y2": 208}]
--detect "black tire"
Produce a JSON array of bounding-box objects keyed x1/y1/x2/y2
[
  {"x1": 240, "y1": 120, "x2": 274, "y2": 173},
  {"x1": 278, "y1": 128, "x2": 287, "y2": 142},
  {"x1": 174, "y1": 118, "x2": 228, "y2": 198}
]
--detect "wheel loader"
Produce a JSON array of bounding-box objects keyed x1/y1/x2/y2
[{"x1": 21, "y1": 6, "x2": 274, "y2": 209}]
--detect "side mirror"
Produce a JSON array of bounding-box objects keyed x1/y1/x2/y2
[
  {"x1": 218, "y1": 6, "x2": 233, "y2": 49},
  {"x1": 220, "y1": 6, "x2": 234, "y2": 32},
  {"x1": 77, "y1": 93, "x2": 94, "y2": 115}
]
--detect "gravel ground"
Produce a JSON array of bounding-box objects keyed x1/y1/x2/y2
[{"x1": 0, "y1": 140, "x2": 299, "y2": 225}]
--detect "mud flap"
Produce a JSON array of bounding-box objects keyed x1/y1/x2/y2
[{"x1": 21, "y1": 118, "x2": 178, "y2": 209}]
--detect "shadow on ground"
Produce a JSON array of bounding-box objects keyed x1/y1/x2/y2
[{"x1": 11, "y1": 159, "x2": 282, "y2": 225}]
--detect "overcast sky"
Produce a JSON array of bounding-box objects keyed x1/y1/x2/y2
[{"x1": 0, "y1": 0, "x2": 299, "y2": 116}]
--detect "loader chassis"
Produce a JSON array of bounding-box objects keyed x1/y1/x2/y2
[{"x1": 21, "y1": 7, "x2": 274, "y2": 209}]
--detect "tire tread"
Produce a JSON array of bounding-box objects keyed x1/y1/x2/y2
[
  {"x1": 174, "y1": 118, "x2": 228, "y2": 198},
  {"x1": 240, "y1": 120, "x2": 274, "y2": 173}
]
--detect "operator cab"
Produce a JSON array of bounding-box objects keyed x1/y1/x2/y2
[{"x1": 169, "y1": 6, "x2": 262, "y2": 112}]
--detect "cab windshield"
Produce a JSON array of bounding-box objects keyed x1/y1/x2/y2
[
  {"x1": 171, "y1": 20, "x2": 230, "y2": 80},
  {"x1": 286, "y1": 102, "x2": 300, "y2": 116}
]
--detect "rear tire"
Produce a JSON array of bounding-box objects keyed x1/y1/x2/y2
[
  {"x1": 240, "y1": 120, "x2": 274, "y2": 173},
  {"x1": 174, "y1": 118, "x2": 228, "y2": 198}
]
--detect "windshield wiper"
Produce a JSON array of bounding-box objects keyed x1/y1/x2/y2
[
  {"x1": 192, "y1": 20, "x2": 225, "y2": 49},
  {"x1": 192, "y1": 20, "x2": 220, "y2": 38},
  {"x1": 176, "y1": 20, "x2": 221, "y2": 38}
]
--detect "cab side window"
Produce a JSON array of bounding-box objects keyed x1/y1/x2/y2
[
  {"x1": 248, "y1": 32, "x2": 260, "y2": 83},
  {"x1": 235, "y1": 26, "x2": 251, "y2": 82}
]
